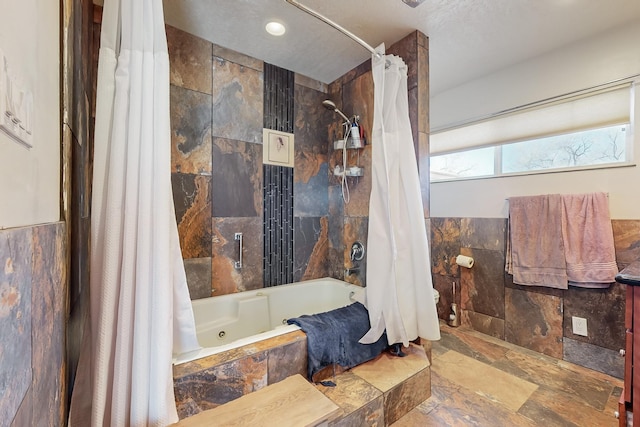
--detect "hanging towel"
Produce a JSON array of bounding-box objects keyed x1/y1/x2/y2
[
  {"x1": 506, "y1": 194, "x2": 569, "y2": 289},
  {"x1": 288, "y1": 302, "x2": 388, "y2": 380},
  {"x1": 561, "y1": 192, "x2": 618, "y2": 287}
]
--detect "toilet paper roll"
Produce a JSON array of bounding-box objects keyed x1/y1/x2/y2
[{"x1": 455, "y1": 254, "x2": 474, "y2": 268}]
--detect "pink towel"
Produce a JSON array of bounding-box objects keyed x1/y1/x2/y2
[
  {"x1": 506, "y1": 194, "x2": 568, "y2": 289},
  {"x1": 561, "y1": 192, "x2": 618, "y2": 286}
]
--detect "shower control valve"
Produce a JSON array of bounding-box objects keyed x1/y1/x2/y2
[{"x1": 350, "y1": 241, "x2": 365, "y2": 261}]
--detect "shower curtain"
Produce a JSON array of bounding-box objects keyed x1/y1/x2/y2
[
  {"x1": 360, "y1": 47, "x2": 441, "y2": 347},
  {"x1": 70, "y1": 0, "x2": 199, "y2": 425}
]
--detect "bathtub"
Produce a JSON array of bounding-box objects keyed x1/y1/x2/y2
[{"x1": 173, "y1": 277, "x2": 362, "y2": 365}]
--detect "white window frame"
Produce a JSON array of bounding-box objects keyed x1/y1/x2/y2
[{"x1": 429, "y1": 80, "x2": 638, "y2": 183}]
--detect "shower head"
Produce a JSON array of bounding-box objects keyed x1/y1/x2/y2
[
  {"x1": 322, "y1": 99, "x2": 351, "y2": 123},
  {"x1": 322, "y1": 99, "x2": 337, "y2": 110}
]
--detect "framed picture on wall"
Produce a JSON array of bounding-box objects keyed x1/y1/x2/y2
[{"x1": 263, "y1": 129, "x2": 294, "y2": 168}]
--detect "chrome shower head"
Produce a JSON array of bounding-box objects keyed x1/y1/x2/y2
[{"x1": 322, "y1": 99, "x2": 350, "y2": 123}]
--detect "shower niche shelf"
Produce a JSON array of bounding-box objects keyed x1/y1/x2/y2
[
  {"x1": 333, "y1": 138, "x2": 364, "y2": 177},
  {"x1": 333, "y1": 139, "x2": 364, "y2": 150}
]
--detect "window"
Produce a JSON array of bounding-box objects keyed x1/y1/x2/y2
[{"x1": 430, "y1": 83, "x2": 635, "y2": 182}]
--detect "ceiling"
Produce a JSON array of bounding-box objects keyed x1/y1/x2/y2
[{"x1": 156, "y1": 1, "x2": 640, "y2": 95}]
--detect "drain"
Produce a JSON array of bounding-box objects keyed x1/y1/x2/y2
[
  {"x1": 282, "y1": 319, "x2": 288, "y2": 324},
  {"x1": 218, "y1": 331, "x2": 226, "y2": 338}
]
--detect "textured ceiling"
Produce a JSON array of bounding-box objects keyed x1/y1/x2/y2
[{"x1": 124, "y1": 1, "x2": 640, "y2": 94}]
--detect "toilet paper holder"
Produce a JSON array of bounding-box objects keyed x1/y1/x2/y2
[{"x1": 455, "y1": 254, "x2": 474, "y2": 268}]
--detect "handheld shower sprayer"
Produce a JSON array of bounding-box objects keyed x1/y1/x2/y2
[{"x1": 322, "y1": 99, "x2": 351, "y2": 124}]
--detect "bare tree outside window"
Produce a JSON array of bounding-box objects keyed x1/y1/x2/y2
[{"x1": 431, "y1": 124, "x2": 628, "y2": 181}]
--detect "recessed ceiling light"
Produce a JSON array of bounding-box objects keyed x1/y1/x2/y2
[{"x1": 265, "y1": 21, "x2": 286, "y2": 36}]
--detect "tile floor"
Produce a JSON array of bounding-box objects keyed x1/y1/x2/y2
[{"x1": 393, "y1": 323, "x2": 623, "y2": 426}]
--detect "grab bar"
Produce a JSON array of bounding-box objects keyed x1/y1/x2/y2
[{"x1": 234, "y1": 232, "x2": 243, "y2": 269}]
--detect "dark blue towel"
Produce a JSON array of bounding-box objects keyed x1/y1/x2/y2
[{"x1": 287, "y1": 302, "x2": 388, "y2": 380}]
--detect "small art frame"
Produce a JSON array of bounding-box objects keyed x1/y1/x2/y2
[{"x1": 263, "y1": 128, "x2": 294, "y2": 168}]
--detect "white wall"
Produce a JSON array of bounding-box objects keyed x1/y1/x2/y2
[
  {"x1": 0, "y1": 0, "x2": 60, "y2": 228},
  {"x1": 430, "y1": 20, "x2": 640, "y2": 220}
]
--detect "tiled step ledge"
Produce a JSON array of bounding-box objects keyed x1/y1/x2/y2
[{"x1": 315, "y1": 343, "x2": 431, "y2": 426}]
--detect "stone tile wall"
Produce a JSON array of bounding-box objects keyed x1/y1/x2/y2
[
  {"x1": 167, "y1": 27, "x2": 431, "y2": 296},
  {"x1": 173, "y1": 330, "x2": 307, "y2": 418},
  {"x1": 3, "y1": 223, "x2": 67, "y2": 426},
  {"x1": 430, "y1": 217, "x2": 640, "y2": 378},
  {"x1": 328, "y1": 31, "x2": 430, "y2": 287},
  {"x1": 167, "y1": 26, "x2": 336, "y2": 297}
]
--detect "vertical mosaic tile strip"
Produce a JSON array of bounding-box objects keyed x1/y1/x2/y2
[{"x1": 263, "y1": 64, "x2": 295, "y2": 286}]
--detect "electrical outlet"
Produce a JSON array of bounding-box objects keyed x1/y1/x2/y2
[{"x1": 572, "y1": 316, "x2": 588, "y2": 337}]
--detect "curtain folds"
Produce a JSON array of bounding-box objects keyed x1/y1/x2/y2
[
  {"x1": 361, "y1": 46, "x2": 440, "y2": 346},
  {"x1": 70, "y1": 0, "x2": 199, "y2": 425}
]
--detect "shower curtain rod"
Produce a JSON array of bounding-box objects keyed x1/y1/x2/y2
[{"x1": 284, "y1": 0, "x2": 383, "y2": 58}]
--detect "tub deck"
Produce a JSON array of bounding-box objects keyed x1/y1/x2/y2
[
  {"x1": 174, "y1": 335, "x2": 431, "y2": 426},
  {"x1": 170, "y1": 374, "x2": 339, "y2": 427}
]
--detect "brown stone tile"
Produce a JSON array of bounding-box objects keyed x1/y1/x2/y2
[
  {"x1": 605, "y1": 386, "x2": 624, "y2": 417},
  {"x1": 432, "y1": 274, "x2": 459, "y2": 320},
  {"x1": 505, "y1": 287, "x2": 563, "y2": 359},
  {"x1": 294, "y1": 152, "x2": 328, "y2": 217},
  {"x1": 407, "y1": 87, "x2": 420, "y2": 158},
  {"x1": 11, "y1": 385, "x2": 33, "y2": 427},
  {"x1": 294, "y1": 217, "x2": 329, "y2": 282},
  {"x1": 211, "y1": 217, "x2": 263, "y2": 295},
  {"x1": 417, "y1": 41, "x2": 429, "y2": 132},
  {"x1": 460, "y1": 247, "x2": 505, "y2": 319},
  {"x1": 563, "y1": 337, "x2": 624, "y2": 379},
  {"x1": 494, "y1": 348, "x2": 615, "y2": 411},
  {"x1": 418, "y1": 132, "x2": 429, "y2": 217},
  {"x1": 460, "y1": 217, "x2": 507, "y2": 252},
  {"x1": 211, "y1": 57, "x2": 263, "y2": 144},
  {"x1": 173, "y1": 352, "x2": 268, "y2": 412},
  {"x1": 211, "y1": 138, "x2": 262, "y2": 217},
  {"x1": 434, "y1": 350, "x2": 538, "y2": 411},
  {"x1": 563, "y1": 282, "x2": 625, "y2": 351},
  {"x1": 518, "y1": 385, "x2": 619, "y2": 427},
  {"x1": 170, "y1": 85, "x2": 212, "y2": 174},
  {"x1": 0, "y1": 227, "x2": 33, "y2": 423},
  {"x1": 384, "y1": 367, "x2": 431, "y2": 425},
  {"x1": 430, "y1": 217, "x2": 461, "y2": 276},
  {"x1": 328, "y1": 186, "x2": 345, "y2": 280},
  {"x1": 387, "y1": 31, "x2": 418, "y2": 90},
  {"x1": 173, "y1": 330, "x2": 306, "y2": 378},
  {"x1": 295, "y1": 83, "x2": 331, "y2": 155},
  {"x1": 295, "y1": 73, "x2": 328, "y2": 93},
  {"x1": 437, "y1": 324, "x2": 509, "y2": 363},
  {"x1": 343, "y1": 217, "x2": 368, "y2": 286},
  {"x1": 267, "y1": 339, "x2": 307, "y2": 385},
  {"x1": 172, "y1": 173, "x2": 212, "y2": 259},
  {"x1": 166, "y1": 25, "x2": 213, "y2": 94},
  {"x1": 612, "y1": 219, "x2": 640, "y2": 269},
  {"x1": 460, "y1": 309, "x2": 505, "y2": 340},
  {"x1": 315, "y1": 371, "x2": 383, "y2": 425},
  {"x1": 404, "y1": 370, "x2": 538, "y2": 427},
  {"x1": 212, "y1": 43, "x2": 263, "y2": 72},
  {"x1": 351, "y1": 344, "x2": 429, "y2": 393},
  {"x1": 341, "y1": 71, "x2": 373, "y2": 217},
  {"x1": 31, "y1": 223, "x2": 67, "y2": 427},
  {"x1": 183, "y1": 257, "x2": 212, "y2": 299},
  {"x1": 340, "y1": 146, "x2": 372, "y2": 218},
  {"x1": 176, "y1": 397, "x2": 201, "y2": 420},
  {"x1": 333, "y1": 396, "x2": 384, "y2": 427}
]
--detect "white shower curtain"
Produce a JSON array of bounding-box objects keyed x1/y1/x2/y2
[
  {"x1": 360, "y1": 47, "x2": 441, "y2": 347},
  {"x1": 71, "y1": 0, "x2": 199, "y2": 425}
]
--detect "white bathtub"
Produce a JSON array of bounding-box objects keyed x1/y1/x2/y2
[{"x1": 174, "y1": 277, "x2": 362, "y2": 365}]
